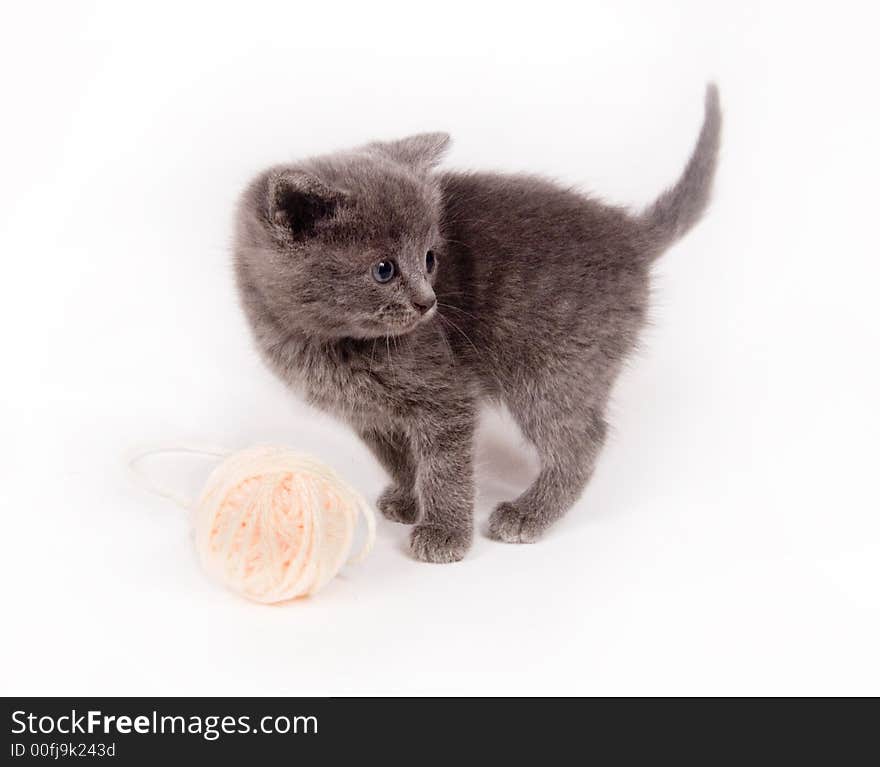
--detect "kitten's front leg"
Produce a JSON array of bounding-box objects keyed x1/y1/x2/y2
[
  {"x1": 408, "y1": 408, "x2": 475, "y2": 563},
  {"x1": 359, "y1": 426, "x2": 420, "y2": 524}
]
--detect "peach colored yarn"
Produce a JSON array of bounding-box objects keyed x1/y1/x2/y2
[{"x1": 129, "y1": 444, "x2": 375, "y2": 604}]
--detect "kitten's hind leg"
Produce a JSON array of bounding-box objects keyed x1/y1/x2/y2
[
  {"x1": 359, "y1": 426, "x2": 420, "y2": 524},
  {"x1": 488, "y1": 403, "x2": 608, "y2": 543}
]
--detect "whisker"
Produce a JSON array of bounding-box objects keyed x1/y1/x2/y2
[
  {"x1": 434, "y1": 321, "x2": 456, "y2": 363},
  {"x1": 441, "y1": 237, "x2": 471, "y2": 248},
  {"x1": 437, "y1": 313, "x2": 505, "y2": 392},
  {"x1": 368, "y1": 338, "x2": 377, "y2": 375},
  {"x1": 443, "y1": 215, "x2": 494, "y2": 228},
  {"x1": 437, "y1": 302, "x2": 479, "y2": 321},
  {"x1": 384, "y1": 336, "x2": 395, "y2": 376},
  {"x1": 437, "y1": 312, "x2": 480, "y2": 359}
]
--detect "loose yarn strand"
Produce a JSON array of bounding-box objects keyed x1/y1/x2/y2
[
  {"x1": 127, "y1": 443, "x2": 232, "y2": 511},
  {"x1": 347, "y1": 493, "x2": 377, "y2": 566}
]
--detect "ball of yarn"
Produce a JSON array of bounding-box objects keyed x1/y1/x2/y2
[{"x1": 192, "y1": 446, "x2": 375, "y2": 603}]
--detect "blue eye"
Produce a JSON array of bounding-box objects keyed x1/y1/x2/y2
[
  {"x1": 372, "y1": 260, "x2": 396, "y2": 283},
  {"x1": 426, "y1": 250, "x2": 436, "y2": 273}
]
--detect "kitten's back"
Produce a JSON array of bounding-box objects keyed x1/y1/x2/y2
[{"x1": 434, "y1": 84, "x2": 720, "y2": 383}]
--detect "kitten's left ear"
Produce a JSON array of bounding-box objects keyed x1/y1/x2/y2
[{"x1": 368, "y1": 132, "x2": 451, "y2": 170}]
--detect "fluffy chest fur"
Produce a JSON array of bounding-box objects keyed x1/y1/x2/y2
[{"x1": 250, "y1": 312, "x2": 472, "y2": 430}]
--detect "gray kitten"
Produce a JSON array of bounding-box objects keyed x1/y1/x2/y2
[{"x1": 234, "y1": 85, "x2": 721, "y2": 563}]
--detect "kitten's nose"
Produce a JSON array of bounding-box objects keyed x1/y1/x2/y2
[{"x1": 412, "y1": 297, "x2": 437, "y2": 315}]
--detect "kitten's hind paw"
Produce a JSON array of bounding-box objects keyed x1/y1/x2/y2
[
  {"x1": 377, "y1": 485, "x2": 420, "y2": 525},
  {"x1": 487, "y1": 502, "x2": 546, "y2": 544},
  {"x1": 409, "y1": 524, "x2": 471, "y2": 563}
]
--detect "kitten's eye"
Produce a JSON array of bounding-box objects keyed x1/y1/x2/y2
[
  {"x1": 372, "y1": 259, "x2": 396, "y2": 283},
  {"x1": 425, "y1": 250, "x2": 436, "y2": 273}
]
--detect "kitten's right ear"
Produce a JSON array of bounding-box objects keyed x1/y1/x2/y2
[
  {"x1": 368, "y1": 132, "x2": 451, "y2": 170},
  {"x1": 266, "y1": 170, "x2": 341, "y2": 236}
]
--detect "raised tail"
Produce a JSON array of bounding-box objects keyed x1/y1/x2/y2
[{"x1": 638, "y1": 83, "x2": 721, "y2": 259}]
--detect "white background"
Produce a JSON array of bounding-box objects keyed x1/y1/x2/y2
[{"x1": 2, "y1": 1, "x2": 878, "y2": 696}]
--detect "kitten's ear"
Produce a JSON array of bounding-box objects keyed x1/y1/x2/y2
[
  {"x1": 266, "y1": 170, "x2": 341, "y2": 236},
  {"x1": 369, "y1": 132, "x2": 451, "y2": 170}
]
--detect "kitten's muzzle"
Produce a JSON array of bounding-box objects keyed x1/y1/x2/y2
[{"x1": 412, "y1": 297, "x2": 437, "y2": 316}]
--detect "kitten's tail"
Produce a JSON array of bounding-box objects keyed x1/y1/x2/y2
[{"x1": 637, "y1": 83, "x2": 721, "y2": 260}]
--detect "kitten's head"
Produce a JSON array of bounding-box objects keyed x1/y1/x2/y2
[{"x1": 235, "y1": 132, "x2": 450, "y2": 340}]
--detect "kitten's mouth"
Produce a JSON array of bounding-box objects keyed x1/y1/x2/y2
[
  {"x1": 366, "y1": 309, "x2": 435, "y2": 337},
  {"x1": 401, "y1": 306, "x2": 437, "y2": 333}
]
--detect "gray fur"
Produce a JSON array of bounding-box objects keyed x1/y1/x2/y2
[
  {"x1": 233, "y1": 86, "x2": 721, "y2": 563},
  {"x1": 639, "y1": 84, "x2": 721, "y2": 257}
]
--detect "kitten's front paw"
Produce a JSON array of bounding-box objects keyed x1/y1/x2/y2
[
  {"x1": 377, "y1": 485, "x2": 420, "y2": 525},
  {"x1": 487, "y1": 502, "x2": 545, "y2": 544},
  {"x1": 409, "y1": 524, "x2": 471, "y2": 563}
]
